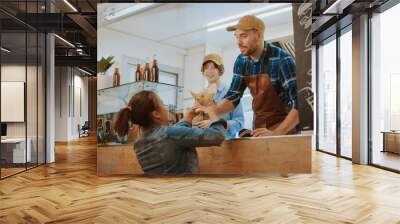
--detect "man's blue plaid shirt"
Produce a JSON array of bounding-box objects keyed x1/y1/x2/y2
[{"x1": 224, "y1": 41, "x2": 298, "y2": 110}]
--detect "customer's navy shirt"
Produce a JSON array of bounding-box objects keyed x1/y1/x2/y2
[{"x1": 134, "y1": 119, "x2": 226, "y2": 175}]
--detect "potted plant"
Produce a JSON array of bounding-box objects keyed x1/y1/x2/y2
[{"x1": 97, "y1": 56, "x2": 115, "y2": 76}]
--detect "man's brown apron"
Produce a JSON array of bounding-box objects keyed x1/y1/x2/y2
[{"x1": 243, "y1": 45, "x2": 291, "y2": 131}]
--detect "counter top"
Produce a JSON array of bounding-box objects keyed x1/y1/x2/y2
[{"x1": 98, "y1": 134, "x2": 313, "y2": 147}]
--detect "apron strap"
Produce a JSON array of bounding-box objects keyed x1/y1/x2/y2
[
  {"x1": 262, "y1": 44, "x2": 274, "y2": 74},
  {"x1": 243, "y1": 58, "x2": 249, "y2": 76}
]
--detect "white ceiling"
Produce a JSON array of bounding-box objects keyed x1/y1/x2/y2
[{"x1": 98, "y1": 3, "x2": 294, "y2": 50}]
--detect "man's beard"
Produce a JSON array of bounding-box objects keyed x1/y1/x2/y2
[{"x1": 242, "y1": 46, "x2": 256, "y2": 56}]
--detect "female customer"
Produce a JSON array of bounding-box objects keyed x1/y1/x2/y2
[{"x1": 113, "y1": 90, "x2": 226, "y2": 175}]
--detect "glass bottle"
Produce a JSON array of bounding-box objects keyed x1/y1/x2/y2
[
  {"x1": 144, "y1": 57, "x2": 151, "y2": 81},
  {"x1": 140, "y1": 62, "x2": 145, "y2": 81},
  {"x1": 135, "y1": 64, "x2": 141, "y2": 82},
  {"x1": 151, "y1": 54, "x2": 159, "y2": 82},
  {"x1": 113, "y1": 66, "x2": 120, "y2": 87}
]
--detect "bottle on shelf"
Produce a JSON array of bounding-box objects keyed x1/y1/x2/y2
[
  {"x1": 151, "y1": 54, "x2": 159, "y2": 83},
  {"x1": 140, "y1": 62, "x2": 145, "y2": 81},
  {"x1": 144, "y1": 57, "x2": 152, "y2": 81},
  {"x1": 135, "y1": 64, "x2": 141, "y2": 82},
  {"x1": 113, "y1": 66, "x2": 121, "y2": 87}
]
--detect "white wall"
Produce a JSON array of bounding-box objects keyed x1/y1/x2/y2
[
  {"x1": 54, "y1": 67, "x2": 89, "y2": 141},
  {"x1": 97, "y1": 27, "x2": 186, "y2": 90},
  {"x1": 183, "y1": 46, "x2": 205, "y2": 109},
  {"x1": 55, "y1": 67, "x2": 68, "y2": 141}
]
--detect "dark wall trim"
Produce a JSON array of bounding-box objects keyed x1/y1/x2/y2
[
  {"x1": 336, "y1": 29, "x2": 341, "y2": 157},
  {"x1": 313, "y1": 14, "x2": 353, "y2": 45},
  {"x1": 315, "y1": 44, "x2": 319, "y2": 151},
  {"x1": 367, "y1": 12, "x2": 373, "y2": 166}
]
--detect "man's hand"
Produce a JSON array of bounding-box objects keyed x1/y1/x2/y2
[
  {"x1": 193, "y1": 120, "x2": 212, "y2": 129},
  {"x1": 251, "y1": 128, "x2": 276, "y2": 137}
]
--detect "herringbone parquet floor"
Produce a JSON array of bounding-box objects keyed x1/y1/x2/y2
[{"x1": 1, "y1": 136, "x2": 400, "y2": 224}]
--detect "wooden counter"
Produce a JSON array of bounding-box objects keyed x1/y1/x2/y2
[{"x1": 97, "y1": 134, "x2": 312, "y2": 176}]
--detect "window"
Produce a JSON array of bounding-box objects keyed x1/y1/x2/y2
[
  {"x1": 158, "y1": 70, "x2": 178, "y2": 108},
  {"x1": 339, "y1": 27, "x2": 352, "y2": 158},
  {"x1": 370, "y1": 3, "x2": 400, "y2": 171},
  {"x1": 0, "y1": 1, "x2": 47, "y2": 179},
  {"x1": 317, "y1": 35, "x2": 337, "y2": 155}
]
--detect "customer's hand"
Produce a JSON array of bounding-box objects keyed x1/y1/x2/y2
[
  {"x1": 193, "y1": 120, "x2": 212, "y2": 129},
  {"x1": 251, "y1": 128, "x2": 276, "y2": 137},
  {"x1": 194, "y1": 104, "x2": 218, "y2": 121},
  {"x1": 183, "y1": 107, "x2": 196, "y2": 123}
]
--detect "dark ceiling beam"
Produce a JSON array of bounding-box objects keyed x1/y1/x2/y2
[
  {"x1": 55, "y1": 55, "x2": 96, "y2": 71},
  {"x1": 9, "y1": 12, "x2": 96, "y2": 47},
  {"x1": 12, "y1": 13, "x2": 82, "y2": 32},
  {"x1": 0, "y1": 8, "x2": 38, "y2": 31},
  {"x1": 86, "y1": 0, "x2": 97, "y2": 12},
  {"x1": 52, "y1": 0, "x2": 78, "y2": 13},
  {"x1": 78, "y1": 66, "x2": 96, "y2": 75},
  {"x1": 67, "y1": 14, "x2": 97, "y2": 39},
  {"x1": 55, "y1": 47, "x2": 96, "y2": 57}
]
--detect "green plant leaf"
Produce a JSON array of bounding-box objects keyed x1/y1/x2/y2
[{"x1": 97, "y1": 56, "x2": 115, "y2": 74}]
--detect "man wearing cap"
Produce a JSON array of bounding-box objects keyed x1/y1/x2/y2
[
  {"x1": 199, "y1": 15, "x2": 299, "y2": 137},
  {"x1": 194, "y1": 53, "x2": 244, "y2": 139}
]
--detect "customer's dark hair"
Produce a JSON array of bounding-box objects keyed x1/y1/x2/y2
[{"x1": 113, "y1": 90, "x2": 161, "y2": 136}]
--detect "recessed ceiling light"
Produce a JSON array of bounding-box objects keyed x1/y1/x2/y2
[
  {"x1": 54, "y1": 34, "x2": 75, "y2": 48},
  {"x1": 63, "y1": 0, "x2": 78, "y2": 12},
  {"x1": 78, "y1": 67, "x2": 93, "y2": 76},
  {"x1": 104, "y1": 3, "x2": 158, "y2": 21},
  {"x1": 1, "y1": 47, "x2": 11, "y2": 53}
]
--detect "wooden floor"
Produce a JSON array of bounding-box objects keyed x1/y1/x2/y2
[
  {"x1": 373, "y1": 150, "x2": 400, "y2": 171},
  {"x1": 1, "y1": 167, "x2": 26, "y2": 178},
  {"x1": 1, "y1": 136, "x2": 400, "y2": 223}
]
